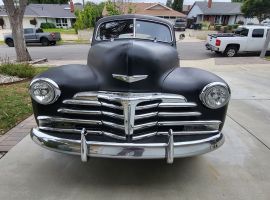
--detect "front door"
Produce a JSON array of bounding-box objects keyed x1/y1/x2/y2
[{"x1": 24, "y1": 28, "x2": 37, "y2": 42}]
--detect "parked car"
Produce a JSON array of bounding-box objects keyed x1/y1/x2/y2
[
  {"x1": 206, "y1": 25, "x2": 270, "y2": 57},
  {"x1": 30, "y1": 15, "x2": 230, "y2": 164},
  {"x1": 4, "y1": 28, "x2": 61, "y2": 47},
  {"x1": 261, "y1": 19, "x2": 270, "y2": 26},
  {"x1": 174, "y1": 18, "x2": 187, "y2": 31}
]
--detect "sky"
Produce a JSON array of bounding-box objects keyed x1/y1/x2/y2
[{"x1": 0, "y1": 0, "x2": 231, "y2": 6}]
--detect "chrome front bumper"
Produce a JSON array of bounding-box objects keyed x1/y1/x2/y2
[{"x1": 30, "y1": 128, "x2": 224, "y2": 164}]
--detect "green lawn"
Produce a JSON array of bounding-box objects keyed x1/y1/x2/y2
[
  {"x1": 43, "y1": 28, "x2": 76, "y2": 34},
  {"x1": 0, "y1": 81, "x2": 32, "y2": 135},
  {"x1": 0, "y1": 65, "x2": 49, "y2": 135},
  {"x1": 0, "y1": 40, "x2": 4, "y2": 45},
  {"x1": 57, "y1": 40, "x2": 90, "y2": 45},
  {"x1": 266, "y1": 56, "x2": 270, "y2": 61}
]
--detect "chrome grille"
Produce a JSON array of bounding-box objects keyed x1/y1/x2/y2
[{"x1": 38, "y1": 92, "x2": 221, "y2": 140}]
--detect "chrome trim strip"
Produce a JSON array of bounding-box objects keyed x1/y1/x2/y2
[
  {"x1": 158, "y1": 112, "x2": 201, "y2": 117},
  {"x1": 38, "y1": 127, "x2": 102, "y2": 135},
  {"x1": 58, "y1": 108, "x2": 101, "y2": 115},
  {"x1": 31, "y1": 128, "x2": 224, "y2": 159},
  {"x1": 103, "y1": 132, "x2": 126, "y2": 140},
  {"x1": 103, "y1": 121, "x2": 125, "y2": 130},
  {"x1": 132, "y1": 132, "x2": 157, "y2": 140},
  {"x1": 135, "y1": 112, "x2": 158, "y2": 119},
  {"x1": 159, "y1": 102, "x2": 197, "y2": 107},
  {"x1": 102, "y1": 111, "x2": 124, "y2": 119},
  {"x1": 158, "y1": 120, "x2": 221, "y2": 126},
  {"x1": 158, "y1": 130, "x2": 219, "y2": 135},
  {"x1": 37, "y1": 116, "x2": 102, "y2": 125},
  {"x1": 134, "y1": 122, "x2": 157, "y2": 130},
  {"x1": 63, "y1": 99, "x2": 101, "y2": 106},
  {"x1": 101, "y1": 102, "x2": 123, "y2": 110},
  {"x1": 136, "y1": 103, "x2": 159, "y2": 110}
]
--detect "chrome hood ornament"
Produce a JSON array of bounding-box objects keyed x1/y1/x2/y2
[{"x1": 112, "y1": 74, "x2": 148, "y2": 83}]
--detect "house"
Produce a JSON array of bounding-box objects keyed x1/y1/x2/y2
[
  {"x1": 102, "y1": 3, "x2": 186, "y2": 23},
  {"x1": 187, "y1": 1, "x2": 259, "y2": 25},
  {"x1": 0, "y1": 4, "x2": 82, "y2": 29}
]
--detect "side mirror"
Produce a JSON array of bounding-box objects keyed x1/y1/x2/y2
[{"x1": 179, "y1": 34, "x2": 185, "y2": 41}]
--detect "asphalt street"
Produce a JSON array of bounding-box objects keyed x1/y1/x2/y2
[
  {"x1": 0, "y1": 42, "x2": 267, "y2": 61},
  {"x1": 0, "y1": 63, "x2": 270, "y2": 200}
]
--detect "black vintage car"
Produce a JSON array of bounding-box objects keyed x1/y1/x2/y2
[{"x1": 30, "y1": 15, "x2": 230, "y2": 164}]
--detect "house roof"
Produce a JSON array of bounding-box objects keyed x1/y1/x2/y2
[
  {"x1": 103, "y1": 3, "x2": 186, "y2": 18},
  {"x1": 0, "y1": 4, "x2": 82, "y2": 18},
  {"x1": 194, "y1": 2, "x2": 243, "y2": 15}
]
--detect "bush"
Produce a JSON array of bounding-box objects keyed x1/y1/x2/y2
[
  {"x1": 215, "y1": 25, "x2": 222, "y2": 31},
  {"x1": 0, "y1": 63, "x2": 36, "y2": 78},
  {"x1": 237, "y1": 20, "x2": 244, "y2": 25},
  {"x1": 202, "y1": 21, "x2": 210, "y2": 30},
  {"x1": 232, "y1": 24, "x2": 239, "y2": 29},
  {"x1": 40, "y1": 22, "x2": 56, "y2": 29},
  {"x1": 222, "y1": 26, "x2": 229, "y2": 33},
  {"x1": 227, "y1": 25, "x2": 233, "y2": 31}
]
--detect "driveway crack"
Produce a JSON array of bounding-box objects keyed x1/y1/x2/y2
[{"x1": 227, "y1": 114, "x2": 270, "y2": 151}]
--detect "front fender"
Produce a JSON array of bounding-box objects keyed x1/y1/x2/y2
[
  {"x1": 31, "y1": 64, "x2": 99, "y2": 119},
  {"x1": 162, "y1": 67, "x2": 230, "y2": 128}
]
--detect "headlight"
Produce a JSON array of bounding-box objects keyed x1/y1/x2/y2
[
  {"x1": 200, "y1": 82, "x2": 230, "y2": 109},
  {"x1": 29, "y1": 78, "x2": 61, "y2": 105}
]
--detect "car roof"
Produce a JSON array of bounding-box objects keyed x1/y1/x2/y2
[
  {"x1": 241, "y1": 25, "x2": 270, "y2": 29},
  {"x1": 97, "y1": 14, "x2": 174, "y2": 28}
]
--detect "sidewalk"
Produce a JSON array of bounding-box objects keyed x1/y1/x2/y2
[{"x1": 0, "y1": 115, "x2": 36, "y2": 152}]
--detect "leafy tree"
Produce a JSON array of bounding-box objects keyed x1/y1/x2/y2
[
  {"x1": 172, "y1": 0, "x2": 183, "y2": 12},
  {"x1": 166, "y1": 0, "x2": 172, "y2": 8},
  {"x1": 241, "y1": 0, "x2": 270, "y2": 22},
  {"x1": 231, "y1": 0, "x2": 244, "y2": 2},
  {"x1": 74, "y1": 2, "x2": 104, "y2": 31},
  {"x1": 3, "y1": 0, "x2": 31, "y2": 61},
  {"x1": 105, "y1": 1, "x2": 122, "y2": 16},
  {"x1": 28, "y1": 0, "x2": 69, "y2": 3}
]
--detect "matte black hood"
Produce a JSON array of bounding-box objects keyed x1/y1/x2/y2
[{"x1": 87, "y1": 40, "x2": 179, "y2": 92}]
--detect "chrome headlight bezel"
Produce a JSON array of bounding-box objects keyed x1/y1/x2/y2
[
  {"x1": 199, "y1": 82, "x2": 230, "y2": 109},
  {"x1": 29, "y1": 78, "x2": 61, "y2": 105}
]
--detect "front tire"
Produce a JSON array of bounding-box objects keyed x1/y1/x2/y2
[
  {"x1": 41, "y1": 38, "x2": 49, "y2": 46},
  {"x1": 223, "y1": 46, "x2": 238, "y2": 57},
  {"x1": 6, "y1": 39, "x2": 14, "y2": 47}
]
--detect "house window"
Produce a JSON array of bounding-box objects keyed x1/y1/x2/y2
[
  {"x1": 56, "y1": 18, "x2": 68, "y2": 28},
  {"x1": 252, "y1": 29, "x2": 264, "y2": 38}
]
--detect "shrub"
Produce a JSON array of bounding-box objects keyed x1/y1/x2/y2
[
  {"x1": 232, "y1": 24, "x2": 239, "y2": 29},
  {"x1": 40, "y1": 22, "x2": 56, "y2": 29},
  {"x1": 237, "y1": 20, "x2": 244, "y2": 25},
  {"x1": 215, "y1": 25, "x2": 222, "y2": 31},
  {"x1": 0, "y1": 63, "x2": 36, "y2": 78},
  {"x1": 202, "y1": 21, "x2": 210, "y2": 30},
  {"x1": 222, "y1": 26, "x2": 228, "y2": 33},
  {"x1": 227, "y1": 25, "x2": 233, "y2": 31}
]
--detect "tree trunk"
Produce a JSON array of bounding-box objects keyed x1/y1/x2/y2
[{"x1": 3, "y1": 0, "x2": 31, "y2": 62}]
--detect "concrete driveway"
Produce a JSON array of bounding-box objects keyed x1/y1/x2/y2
[{"x1": 0, "y1": 62, "x2": 270, "y2": 200}]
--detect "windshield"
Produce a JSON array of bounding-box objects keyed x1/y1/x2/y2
[{"x1": 96, "y1": 19, "x2": 172, "y2": 43}]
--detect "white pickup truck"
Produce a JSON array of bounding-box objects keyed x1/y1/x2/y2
[{"x1": 206, "y1": 26, "x2": 270, "y2": 57}]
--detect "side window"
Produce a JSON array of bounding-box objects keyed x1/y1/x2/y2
[
  {"x1": 24, "y1": 28, "x2": 34, "y2": 34},
  {"x1": 252, "y1": 29, "x2": 264, "y2": 38},
  {"x1": 36, "y1": 28, "x2": 43, "y2": 33}
]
